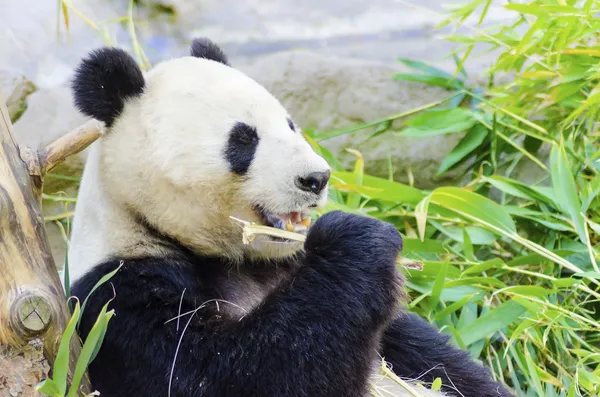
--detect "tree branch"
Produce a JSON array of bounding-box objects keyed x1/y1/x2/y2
[{"x1": 39, "y1": 119, "x2": 103, "y2": 175}]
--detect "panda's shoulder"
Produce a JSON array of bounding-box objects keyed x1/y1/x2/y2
[{"x1": 70, "y1": 254, "x2": 215, "y2": 303}]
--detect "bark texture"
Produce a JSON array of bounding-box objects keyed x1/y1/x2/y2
[{"x1": 0, "y1": 90, "x2": 100, "y2": 396}]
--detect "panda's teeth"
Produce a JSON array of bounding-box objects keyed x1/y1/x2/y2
[
  {"x1": 290, "y1": 212, "x2": 302, "y2": 223},
  {"x1": 285, "y1": 219, "x2": 294, "y2": 231},
  {"x1": 293, "y1": 224, "x2": 308, "y2": 233}
]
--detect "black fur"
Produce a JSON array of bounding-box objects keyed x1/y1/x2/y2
[
  {"x1": 71, "y1": 48, "x2": 145, "y2": 127},
  {"x1": 287, "y1": 118, "x2": 296, "y2": 132},
  {"x1": 225, "y1": 122, "x2": 259, "y2": 175},
  {"x1": 382, "y1": 313, "x2": 514, "y2": 396},
  {"x1": 72, "y1": 211, "x2": 514, "y2": 397},
  {"x1": 190, "y1": 37, "x2": 230, "y2": 65}
]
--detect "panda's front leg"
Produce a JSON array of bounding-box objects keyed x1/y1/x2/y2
[
  {"x1": 379, "y1": 312, "x2": 516, "y2": 397},
  {"x1": 187, "y1": 210, "x2": 404, "y2": 397}
]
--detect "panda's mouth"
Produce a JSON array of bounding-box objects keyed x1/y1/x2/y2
[{"x1": 253, "y1": 205, "x2": 311, "y2": 234}]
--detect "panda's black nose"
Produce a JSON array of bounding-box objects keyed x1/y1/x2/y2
[{"x1": 295, "y1": 170, "x2": 331, "y2": 194}]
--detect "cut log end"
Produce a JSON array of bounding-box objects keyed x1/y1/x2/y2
[{"x1": 11, "y1": 293, "x2": 54, "y2": 340}]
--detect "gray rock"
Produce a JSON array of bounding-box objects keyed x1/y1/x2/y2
[
  {"x1": 242, "y1": 51, "x2": 467, "y2": 189},
  {"x1": 1, "y1": 67, "x2": 28, "y2": 98},
  {"x1": 1, "y1": 67, "x2": 38, "y2": 123}
]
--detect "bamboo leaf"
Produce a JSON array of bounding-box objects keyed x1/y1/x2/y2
[
  {"x1": 67, "y1": 302, "x2": 116, "y2": 397},
  {"x1": 78, "y1": 262, "x2": 123, "y2": 328},
  {"x1": 35, "y1": 379, "x2": 62, "y2": 397},
  {"x1": 54, "y1": 299, "x2": 81, "y2": 395},
  {"x1": 401, "y1": 108, "x2": 477, "y2": 137},
  {"x1": 331, "y1": 172, "x2": 426, "y2": 205},
  {"x1": 430, "y1": 187, "x2": 517, "y2": 234},
  {"x1": 550, "y1": 142, "x2": 587, "y2": 243},
  {"x1": 438, "y1": 124, "x2": 488, "y2": 175},
  {"x1": 459, "y1": 300, "x2": 526, "y2": 346}
]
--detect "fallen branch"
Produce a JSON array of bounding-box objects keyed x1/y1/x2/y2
[{"x1": 230, "y1": 216, "x2": 423, "y2": 271}]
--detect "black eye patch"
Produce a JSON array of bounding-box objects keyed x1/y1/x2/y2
[
  {"x1": 287, "y1": 118, "x2": 296, "y2": 132},
  {"x1": 225, "y1": 122, "x2": 259, "y2": 175}
]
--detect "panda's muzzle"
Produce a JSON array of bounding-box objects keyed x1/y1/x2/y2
[{"x1": 253, "y1": 205, "x2": 312, "y2": 234}]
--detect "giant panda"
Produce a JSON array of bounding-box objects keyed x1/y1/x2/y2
[{"x1": 67, "y1": 38, "x2": 514, "y2": 397}]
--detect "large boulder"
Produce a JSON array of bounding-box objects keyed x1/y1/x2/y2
[{"x1": 242, "y1": 51, "x2": 466, "y2": 189}]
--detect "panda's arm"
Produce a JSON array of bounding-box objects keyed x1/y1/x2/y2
[
  {"x1": 74, "y1": 211, "x2": 403, "y2": 397},
  {"x1": 380, "y1": 313, "x2": 515, "y2": 397}
]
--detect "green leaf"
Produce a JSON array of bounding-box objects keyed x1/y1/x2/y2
[
  {"x1": 432, "y1": 223, "x2": 497, "y2": 245},
  {"x1": 438, "y1": 124, "x2": 488, "y2": 175},
  {"x1": 551, "y1": 278, "x2": 579, "y2": 288},
  {"x1": 430, "y1": 187, "x2": 517, "y2": 234},
  {"x1": 54, "y1": 299, "x2": 81, "y2": 395},
  {"x1": 303, "y1": 132, "x2": 344, "y2": 172},
  {"x1": 365, "y1": 120, "x2": 392, "y2": 141},
  {"x1": 462, "y1": 258, "x2": 505, "y2": 275},
  {"x1": 393, "y1": 73, "x2": 462, "y2": 89},
  {"x1": 434, "y1": 294, "x2": 479, "y2": 321},
  {"x1": 431, "y1": 377, "x2": 443, "y2": 391},
  {"x1": 67, "y1": 302, "x2": 116, "y2": 397},
  {"x1": 500, "y1": 285, "x2": 554, "y2": 299},
  {"x1": 459, "y1": 300, "x2": 526, "y2": 346},
  {"x1": 79, "y1": 262, "x2": 123, "y2": 327},
  {"x1": 416, "y1": 261, "x2": 462, "y2": 279},
  {"x1": 35, "y1": 379, "x2": 62, "y2": 397},
  {"x1": 573, "y1": 271, "x2": 600, "y2": 279},
  {"x1": 524, "y1": 343, "x2": 545, "y2": 396},
  {"x1": 401, "y1": 108, "x2": 477, "y2": 137},
  {"x1": 403, "y1": 238, "x2": 446, "y2": 254},
  {"x1": 444, "y1": 277, "x2": 506, "y2": 289},
  {"x1": 331, "y1": 172, "x2": 425, "y2": 205},
  {"x1": 550, "y1": 142, "x2": 587, "y2": 244},
  {"x1": 462, "y1": 228, "x2": 474, "y2": 261},
  {"x1": 415, "y1": 194, "x2": 432, "y2": 241},
  {"x1": 345, "y1": 149, "x2": 365, "y2": 209},
  {"x1": 486, "y1": 176, "x2": 556, "y2": 205},
  {"x1": 505, "y1": 206, "x2": 572, "y2": 232},
  {"x1": 430, "y1": 261, "x2": 449, "y2": 310},
  {"x1": 396, "y1": 58, "x2": 457, "y2": 79}
]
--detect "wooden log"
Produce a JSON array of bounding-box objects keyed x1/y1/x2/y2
[{"x1": 0, "y1": 89, "x2": 101, "y2": 396}]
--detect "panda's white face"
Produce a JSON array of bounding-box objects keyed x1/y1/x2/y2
[{"x1": 78, "y1": 47, "x2": 330, "y2": 262}]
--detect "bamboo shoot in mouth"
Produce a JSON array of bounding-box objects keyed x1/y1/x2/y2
[{"x1": 230, "y1": 216, "x2": 423, "y2": 271}]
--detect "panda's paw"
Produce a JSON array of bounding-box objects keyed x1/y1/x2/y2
[
  {"x1": 304, "y1": 211, "x2": 404, "y2": 323},
  {"x1": 305, "y1": 210, "x2": 403, "y2": 266}
]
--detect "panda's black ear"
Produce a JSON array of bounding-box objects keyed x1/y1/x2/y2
[
  {"x1": 71, "y1": 47, "x2": 145, "y2": 127},
  {"x1": 190, "y1": 38, "x2": 229, "y2": 66}
]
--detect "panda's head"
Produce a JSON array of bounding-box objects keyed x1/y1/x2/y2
[{"x1": 71, "y1": 38, "x2": 330, "y2": 261}]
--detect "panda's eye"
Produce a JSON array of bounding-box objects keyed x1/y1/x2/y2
[
  {"x1": 226, "y1": 122, "x2": 260, "y2": 175},
  {"x1": 231, "y1": 122, "x2": 258, "y2": 145}
]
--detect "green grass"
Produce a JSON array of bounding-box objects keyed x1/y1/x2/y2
[{"x1": 41, "y1": 0, "x2": 600, "y2": 396}]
